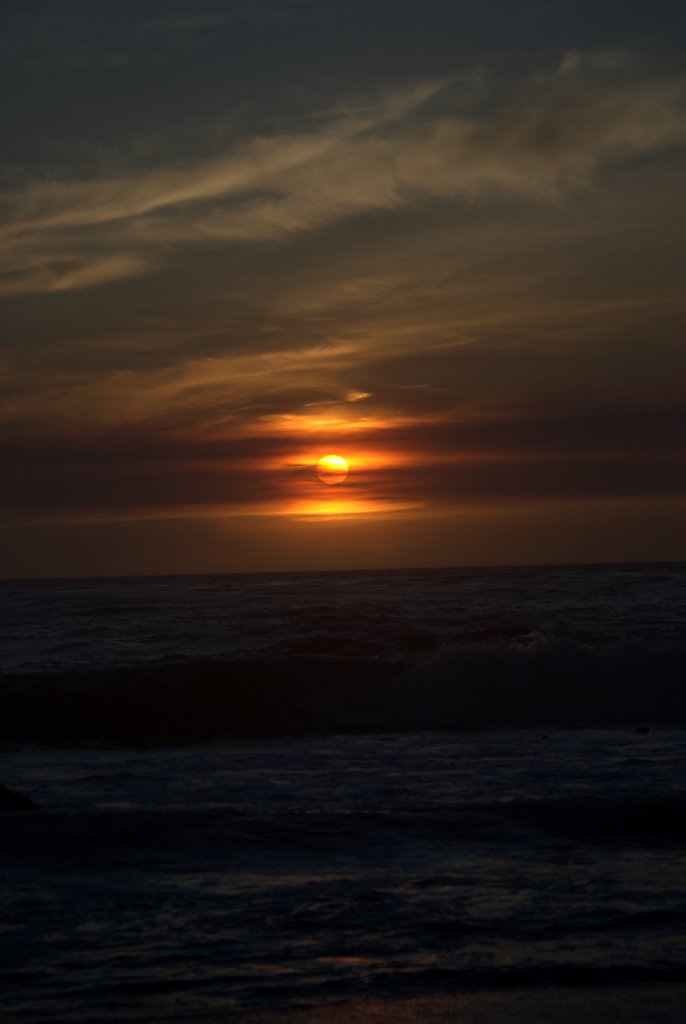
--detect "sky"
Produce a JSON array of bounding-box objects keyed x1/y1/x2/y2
[{"x1": 1, "y1": 0, "x2": 684, "y2": 577}]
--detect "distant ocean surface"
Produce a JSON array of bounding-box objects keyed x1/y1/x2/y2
[
  {"x1": 1, "y1": 563, "x2": 685, "y2": 1021},
  {"x1": 1, "y1": 562, "x2": 685, "y2": 741}
]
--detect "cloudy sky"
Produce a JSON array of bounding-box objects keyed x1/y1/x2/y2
[{"x1": 1, "y1": 0, "x2": 684, "y2": 576}]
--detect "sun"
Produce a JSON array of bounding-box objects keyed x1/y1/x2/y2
[{"x1": 316, "y1": 454, "x2": 349, "y2": 485}]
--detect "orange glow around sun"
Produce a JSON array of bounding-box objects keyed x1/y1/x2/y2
[
  {"x1": 249, "y1": 433, "x2": 430, "y2": 518},
  {"x1": 265, "y1": 445, "x2": 421, "y2": 518}
]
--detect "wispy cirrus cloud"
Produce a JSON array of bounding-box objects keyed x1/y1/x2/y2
[
  {"x1": 0, "y1": 339, "x2": 363, "y2": 433},
  {"x1": 0, "y1": 253, "x2": 149, "y2": 296},
  {"x1": 2, "y1": 81, "x2": 441, "y2": 233},
  {"x1": 0, "y1": 56, "x2": 681, "y2": 295}
]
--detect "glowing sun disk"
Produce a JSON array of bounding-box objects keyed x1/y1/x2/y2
[{"x1": 316, "y1": 454, "x2": 349, "y2": 485}]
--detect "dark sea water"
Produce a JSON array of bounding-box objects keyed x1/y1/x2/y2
[{"x1": 1, "y1": 563, "x2": 685, "y2": 1020}]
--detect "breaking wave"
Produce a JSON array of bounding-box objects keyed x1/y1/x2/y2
[{"x1": 1, "y1": 639, "x2": 684, "y2": 744}]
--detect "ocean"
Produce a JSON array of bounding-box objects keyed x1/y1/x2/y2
[{"x1": 1, "y1": 562, "x2": 685, "y2": 1021}]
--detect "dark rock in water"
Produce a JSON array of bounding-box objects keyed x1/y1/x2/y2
[
  {"x1": 0, "y1": 784, "x2": 37, "y2": 810},
  {"x1": 634, "y1": 726, "x2": 651, "y2": 735}
]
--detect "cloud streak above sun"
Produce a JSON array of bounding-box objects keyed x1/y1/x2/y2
[{"x1": 0, "y1": 56, "x2": 681, "y2": 296}]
